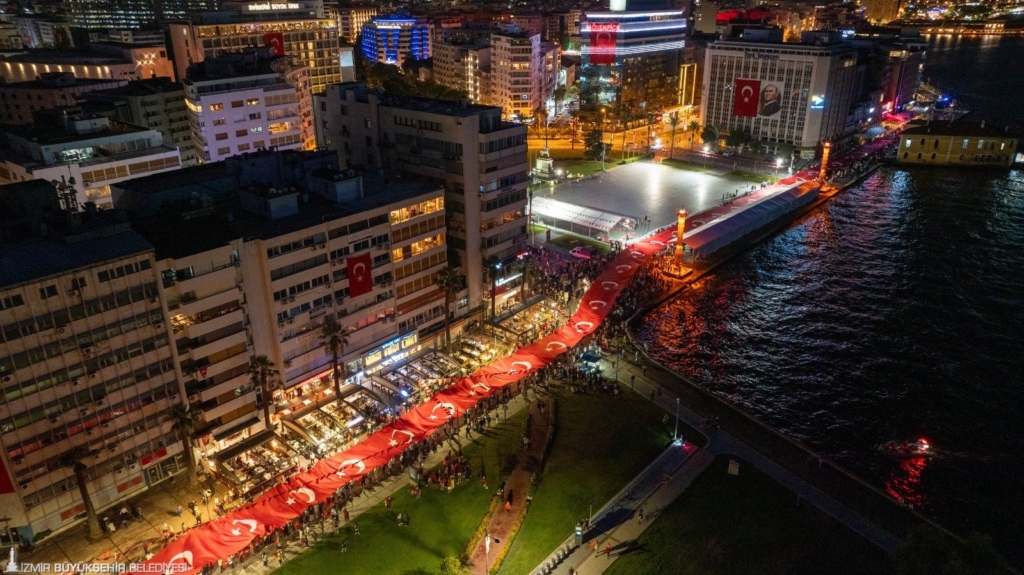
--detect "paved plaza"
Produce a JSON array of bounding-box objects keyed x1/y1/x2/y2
[{"x1": 540, "y1": 161, "x2": 769, "y2": 234}]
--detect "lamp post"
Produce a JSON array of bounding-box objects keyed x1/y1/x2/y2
[
  {"x1": 674, "y1": 208, "x2": 687, "y2": 267},
  {"x1": 702, "y1": 145, "x2": 710, "y2": 169},
  {"x1": 673, "y1": 397, "x2": 681, "y2": 445},
  {"x1": 775, "y1": 158, "x2": 783, "y2": 180}
]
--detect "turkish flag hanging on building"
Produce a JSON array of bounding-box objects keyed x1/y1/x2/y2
[
  {"x1": 346, "y1": 253, "x2": 373, "y2": 297},
  {"x1": 733, "y1": 78, "x2": 761, "y2": 117},
  {"x1": 264, "y1": 33, "x2": 285, "y2": 56},
  {"x1": 588, "y1": 22, "x2": 618, "y2": 66}
]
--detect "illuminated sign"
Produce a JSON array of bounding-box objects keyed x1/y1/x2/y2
[
  {"x1": 588, "y1": 22, "x2": 621, "y2": 32},
  {"x1": 810, "y1": 94, "x2": 825, "y2": 109},
  {"x1": 248, "y1": 2, "x2": 299, "y2": 10}
]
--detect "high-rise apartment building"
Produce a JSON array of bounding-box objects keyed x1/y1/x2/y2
[
  {"x1": 82, "y1": 78, "x2": 199, "y2": 167},
  {"x1": 490, "y1": 31, "x2": 543, "y2": 120},
  {"x1": 580, "y1": 9, "x2": 687, "y2": 113},
  {"x1": 431, "y1": 39, "x2": 491, "y2": 104},
  {"x1": 169, "y1": 0, "x2": 341, "y2": 94},
  {"x1": 0, "y1": 183, "x2": 182, "y2": 539},
  {"x1": 60, "y1": 0, "x2": 215, "y2": 28},
  {"x1": 339, "y1": 6, "x2": 378, "y2": 43},
  {"x1": 360, "y1": 15, "x2": 432, "y2": 66},
  {"x1": 700, "y1": 38, "x2": 859, "y2": 157},
  {"x1": 323, "y1": 84, "x2": 529, "y2": 310},
  {"x1": 0, "y1": 109, "x2": 182, "y2": 207},
  {"x1": 184, "y1": 50, "x2": 314, "y2": 164}
]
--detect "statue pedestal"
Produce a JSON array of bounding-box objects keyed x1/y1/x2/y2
[
  {"x1": 662, "y1": 260, "x2": 693, "y2": 279},
  {"x1": 531, "y1": 147, "x2": 557, "y2": 182}
]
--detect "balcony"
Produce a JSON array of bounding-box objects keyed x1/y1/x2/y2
[
  {"x1": 198, "y1": 371, "x2": 250, "y2": 403},
  {"x1": 183, "y1": 308, "x2": 244, "y2": 340},
  {"x1": 202, "y1": 389, "x2": 257, "y2": 422}
]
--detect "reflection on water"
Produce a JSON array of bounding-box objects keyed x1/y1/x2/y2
[{"x1": 637, "y1": 167, "x2": 1024, "y2": 563}]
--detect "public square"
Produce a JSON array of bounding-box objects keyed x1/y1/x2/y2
[{"x1": 540, "y1": 161, "x2": 772, "y2": 237}]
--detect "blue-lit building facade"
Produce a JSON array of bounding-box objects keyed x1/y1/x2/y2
[
  {"x1": 580, "y1": 8, "x2": 686, "y2": 113},
  {"x1": 360, "y1": 16, "x2": 431, "y2": 65}
]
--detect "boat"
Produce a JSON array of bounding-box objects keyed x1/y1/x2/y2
[{"x1": 879, "y1": 438, "x2": 934, "y2": 459}]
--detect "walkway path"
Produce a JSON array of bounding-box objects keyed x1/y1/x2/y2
[{"x1": 468, "y1": 397, "x2": 552, "y2": 574}]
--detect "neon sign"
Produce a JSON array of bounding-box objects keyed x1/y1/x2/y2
[{"x1": 248, "y1": 2, "x2": 299, "y2": 10}]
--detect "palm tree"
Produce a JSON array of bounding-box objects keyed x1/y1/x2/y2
[
  {"x1": 320, "y1": 317, "x2": 350, "y2": 401},
  {"x1": 553, "y1": 85, "x2": 567, "y2": 119},
  {"x1": 167, "y1": 403, "x2": 202, "y2": 487},
  {"x1": 667, "y1": 112, "x2": 681, "y2": 159},
  {"x1": 59, "y1": 445, "x2": 102, "y2": 541},
  {"x1": 535, "y1": 107, "x2": 549, "y2": 147},
  {"x1": 688, "y1": 120, "x2": 700, "y2": 150},
  {"x1": 248, "y1": 355, "x2": 279, "y2": 429},
  {"x1": 568, "y1": 108, "x2": 581, "y2": 149},
  {"x1": 433, "y1": 267, "x2": 461, "y2": 353}
]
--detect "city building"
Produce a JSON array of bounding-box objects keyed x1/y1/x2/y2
[
  {"x1": 431, "y1": 38, "x2": 491, "y2": 104},
  {"x1": 700, "y1": 37, "x2": 860, "y2": 157},
  {"x1": 860, "y1": 0, "x2": 900, "y2": 24},
  {"x1": 0, "y1": 74, "x2": 128, "y2": 126},
  {"x1": 0, "y1": 44, "x2": 174, "y2": 84},
  {"x1": 184, "y1": 50, "x2": 314, "y2": 164},
  {"x1": 85, "y1": 28, "x2": 167, "y2": 45},
  {"x1": 113, "y1": 149, "x2": 455, "y2": 453},
  {"x1": 490, "y1": 31, "x2": 544, "y2": 120},
  {"x1": 80, "y1": 78, "x2": 198, "y2": 167},
  {"x1": 168, "y1": 0, "x2": 341, "y2": 94},
  {"x1": 8, "y1": 15, "x2": 73, "y2": 49},
  {"x1": 323, "y1": 83, "x2": 529, "y2": 312},
  {"x1": 339, "y1": 6, "x2": 378, "y2": 43},
  {"x1": 0, "y1": 22, "x2": 23, "y2": 50},
  {"x1": 0, "y1": 108, "x2": 182, "y2": 207},
  {"x1": 579, "y1": 8, "x2": 687, "y2": 113},
  {"x1": 60, "y1": 0, "x2": 215, "y2": 28},
  {"x1": 360, "y1": 15, "x2": 432, "y2": 66},
  {"x1": 897, "y1": 121, "x2": 1018, "y2": 167},
  {"x1": 0, "y1": 182, "x2": 182, "y2": 541}
]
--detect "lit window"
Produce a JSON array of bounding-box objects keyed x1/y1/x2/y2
[
  {"x1": 247, "y1": 98, "x2": 260, "y2": 106},
  {"x1": 209, "y1": 103, "x2": 224, "y2": 111}
]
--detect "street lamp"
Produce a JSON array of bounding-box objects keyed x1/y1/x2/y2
[
  {"x1": 702, "y1": 145, "x2": 710, "y2": 169},
  {"x1": 673, "y1": 397, "x2": 681, "y2": 445},
  {"x1": 775, "y1": 158, "x2": 783, "y2": 179}
]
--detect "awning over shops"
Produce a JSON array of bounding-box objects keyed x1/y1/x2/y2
[
  {"x1": 212, "y1": 428, "x2": 276, "y2": 463},
  {"x1": 212, "y1": 414, "x2": 262, "y2": 442},
  {"x1": 529, "y1": 196, "x2": 633, "y2": 233}
]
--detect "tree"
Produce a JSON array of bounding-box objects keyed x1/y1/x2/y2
[
  {"x1": 688, "y1": 120, "x2": 701, "y2": 149},
  {"x1": 700, "y1": 125, "x2": 720, "y2": 146},
  {"x1": 894, "y1": 527, "x2": 1008, "y2": 575},
  {"x1": 725, "y1": 130, "x2": 747, "y2": 148},
  {"x1": 521, "y1": 259, "x2": 538, "y2": 301},
  {"x1": 438, "y1": 556, "x2": 471, "y2": 575},
  {"x1": 553, "y1": 85, "x2": 567, "y2": 118},
  {"x1": 569, "y1": 108, "x2": 581, "y2": 148},
  {"x1": 583, "y1": 129, "x2": 606, "y2": 161},
  {"x1": 248, "y1": 355, "x2": 280, "y2": 430},
  {"x1": 667, "y1": 112, "x2": 681, "y2": 158},
  {"x1": 534, "y1": 107, "x2": 549, "y2": 146},
  {"x1": 167, "y1": 403, "x2": 202, "y2": 487},
  {"x1": 433, "y1": 267, "x2": 461, "y2": 352},
  {"x1": 59, "y1": 446, "x2": 102, "y2": 541},
  {"x1": 619, "y1": 108, "x2": 633, "y2": 157},
  {"x1": 320, "y1": 317, "x2": 350, "y2": 403}
]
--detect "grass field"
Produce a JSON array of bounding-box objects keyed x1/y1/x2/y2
[
  {"x1": 602, "y1": 457, "x2": 893, "y2": 575},
  {"x1": 548, "y1": 231, "x2": 611, "y2": 256},
  {"x1": 273, "y1": 410, "x2": 528, "y2": 575},
  {"x1": 496, "y1": 387, "x2": 692, "y2": 575}
]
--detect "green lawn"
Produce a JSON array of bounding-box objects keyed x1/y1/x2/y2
[
  {"x1": 549, "y1": 232, "x2": 611, "y2": 256},
  {"x1": 723, "y1": 169, "x2": 774, "y2": 184},
  {"x1": 497, "y1": 388, "x2": 681, "y2": 575},
  {"x1": 661, "y1": 159, "x2": 715, "y2": 173},
  {"x1": 273, "y1": 410, "x2": 528, "y2": 575},
  {"x1": 602, "y1": 457, "x2": 893, "y2": 575}
]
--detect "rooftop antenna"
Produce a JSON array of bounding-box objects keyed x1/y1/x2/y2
[{"x1": 52, "y1": 174, "x2": 81, "y2": 226}]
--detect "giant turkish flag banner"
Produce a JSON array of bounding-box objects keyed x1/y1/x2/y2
[
  {"x1": 264, "y1": 33, "x2": 285, "y2": 56},
  {"x1": 346, "y1": 252, "x2": 373, "y2": 297},
  {"x1": 734, "y1": 79, "x2": 760, "y2": 117},
  {"x1": 588, "y1": 22, "x2": 619, "y2": 66}
]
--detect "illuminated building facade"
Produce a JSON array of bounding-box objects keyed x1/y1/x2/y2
[
  {"x1": 360, "y1": 16, "x2": 431, "y2": 66},
  {"x1": 184, "y1": 50, "x2": 314, "y2": 164},
  {"x1": 0, "y1": 44, "x2": 174, "y2": 84},
  {"x1": 701, "y1": 39, "x2": 858, "y2": 157},
  {"x1": 339, "y1": 6, "x2": 377, "y2": 43},
  {"x1": 169, "y1": 2, "x2": 341, "y2": 94},
  {"x1": 580, "y1": 9, "x2": 686, "y2": 113},
  {"x1": 60, "y1": 0, "x2": 215, "y2": 28}
]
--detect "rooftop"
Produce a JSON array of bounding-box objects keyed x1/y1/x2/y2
[
  {"x1": 3, "y1": 113, "x2": 150, "y2": 147},
  {"x1": 384, "y1": 94, "x2": 499, "y2": 117},
  {"x1": 0, "y1": 207, "x2": 152, "y2": 290},
  {"x1": 126, "y1": 169, "x2": 443, "y2": 259},
  {"x1": 901, "y1": 120, "x2": 1017, "y2": 138},
  {"x1": 0, "y1": 49, "x2": 126, "y2": 65},
  {"x1": 0, "y1": 76, "x2": 125, "y2": 91}
]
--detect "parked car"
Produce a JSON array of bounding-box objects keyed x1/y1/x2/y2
[{"x1": 570, "y1": 246, "x2": 593, "y2": 260}]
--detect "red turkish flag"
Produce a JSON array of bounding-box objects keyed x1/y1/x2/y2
[
  {"x1": 264, "y1": 33, "x2": 285, "y2": 56},
  {"x1": 588, "y1": 22, "x2": 618, "y2": 66},
  {"x1": 346, "y1": 253, "x2": 373, "y2": 297},
  {"x1": 734, "y1": 79, "x2": 761, "y2": 118}
]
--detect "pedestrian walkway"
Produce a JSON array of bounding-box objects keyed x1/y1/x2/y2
[
  {"x1": 529, "y1": 442, "x2": 703, "y2": 575},
  {"x1": 468, "y1": 397, "x2": 552, "y2": 574}
]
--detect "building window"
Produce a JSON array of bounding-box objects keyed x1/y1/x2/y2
[
  {"x1": 218, "y1": 147, "x2": 231, "y2": 155},
  {"x1": 934, "y1": 140, "x2": 939, "y2": 149},
  {"x1": 38, "y1": 285, "x2": 57, "y2": 299},
  {"x1": 213, "y1": 118, "x2": 226, "y2": 126},
  {"x1": 71, "y1": 277, "x2": 87, "y2": 289},
  {"x1": 0, "y1": 295, "x2": 24, "y2": 310},
  {"x1": 250, "y1": 126, "x2": 263, "y2": 134},
  {"x1": 236, "y1": 129, "x2": 248, "y2": 137},
  {"x1": 215, "y1": 133, "x2": 228, "y2": 141},
  {"x1": 931, "y1": 153, "x2": 936, "y2": 160},
  {"x1": 904, "y1": 139, "x2": 911, "y2": 148},
  {"x1": 247, "y1": 98, "x2": 260, "y2": 106},
  {"x1": 962, "y1": 138, "x2": 969, "y2": 149},
  {"x1": 232, "y1": 100, "x2": 244, "y2": 108},
  {"x1": 209, "y1": 103, "x2": 224, "y2": 111}
]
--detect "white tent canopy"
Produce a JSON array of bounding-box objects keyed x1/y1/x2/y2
[{"x1": 529, "y1": 196, "x2": 633, "y2": 233}]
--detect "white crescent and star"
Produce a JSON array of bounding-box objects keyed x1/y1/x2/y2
[
  {"x1": 352, "y1": 262, "x2": 367, "y2": 281},
  {"x1": 288, "y1": 487, "x2": 316, "y2": 504},
  {"x1": 336, "y1": 459, "x2": 365, "y2": 477},
  {"x1": 575, "y1": 321, "x2": 595, "y2": 333},
  {"x1": 430, "y1": 402, "x2": 456, "y2": 420},
  {"x1": 510, "y1": 361, "x2": 532, "y2": 373},
  {"x1": 741, "y1": 85, "x2": 754, "y2": 102},
  {"x1": 469, "y1": 381, "x2": 491, "y2": 395},
  {"x1": 589, "y1": 300, "x2": 607, "y2": 310},
  {"x1": 616, "y1": 264, "x2": 633, "y2": 273},
  {"x1": 545, "y1": 341, "x2": 567, "y2": 353},
  {"x1": 165, "y1": 551, "x2": 194, "y2": 573},
  {"x1": 388, "y1": 429, "x2": 416, "y2": 447},
  {"x1": 601, "y1": 281, "x2": 619, "y2": 290},
  {"x1": 230, "y1": 519, "x2": 258, "y2": 536}
]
